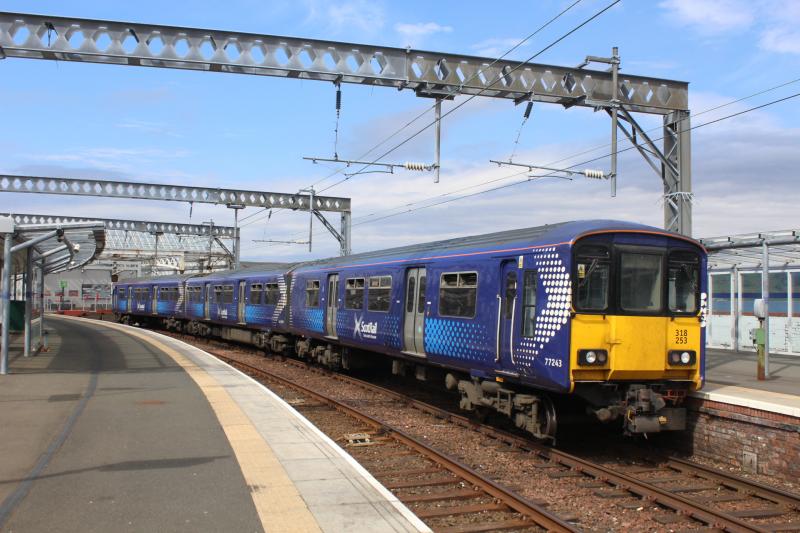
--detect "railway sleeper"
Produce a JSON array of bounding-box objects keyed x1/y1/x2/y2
[{"x1": 447, "y1": 374, "x2": 557, "y2": 442}]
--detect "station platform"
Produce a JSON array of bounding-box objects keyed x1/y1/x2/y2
[
  {"x1": 0, "y1": 315, "x2": 430, "y2": 533},
  {"x1": 698, "y1": 348, "x2": 800, "y2": 418}
]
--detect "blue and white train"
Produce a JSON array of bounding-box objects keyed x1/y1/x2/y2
[{"x1": 114, "y1": 220, "x2": 707, "y2": 439}]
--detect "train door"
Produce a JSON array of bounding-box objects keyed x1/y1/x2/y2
[
  {"x1": 498, "y1": 261, "x2": 518, "y2": 368},
  {"x1": 127, "y1": 287, "x2": 133, "y2": 313},
  {"x1": 152, "y1": 285, "x2": 159, "y2": 315},
  {"x1": 326, "y1": 274, "x2": 339, "y2": 338},
  {"x1": 403, "y1": 267, "x2": 427, "y2": 355},
  {"x1": 237, "y1": 281, "x2": 246, "y2": 324},
  {"x1": 204, "y1": 283, "x2": 211, "y2": 320}
]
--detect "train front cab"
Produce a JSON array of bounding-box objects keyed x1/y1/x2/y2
[{"x1": 569, "y1": 231, "x2": 705, "y2": 434}]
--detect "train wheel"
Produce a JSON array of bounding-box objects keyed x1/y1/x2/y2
[{"x1": 537, "y1": 396, "x2": 558, "y2": 442}]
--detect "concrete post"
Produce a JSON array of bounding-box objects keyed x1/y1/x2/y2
[
  {"x1": 1, "y1": 232, "x2": 13, "y2": 375},
  {"x1": 23, "y1": 248, "x2": 32, "y2": 357},
  {"x1": 37, "y1": 260, "x2": 45, "y2": 349},
  {"x1": 761, "y1": 241, "x2": 770, "y2": 377}
]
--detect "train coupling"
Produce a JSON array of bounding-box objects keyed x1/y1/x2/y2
[
  {"x1": 594, "y1": 385, "x2": 687, "y2": 433},
  {"x1": 624, "y1": 386, "x2": 686, "y2": 433}
]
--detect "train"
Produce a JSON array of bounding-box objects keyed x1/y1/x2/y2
[{"x1": 113, "y1": 220, "x2": 707, "y2": 440}]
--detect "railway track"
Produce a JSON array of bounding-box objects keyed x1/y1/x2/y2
[
  {"x1": 184, "y1": 335, "x2": 800, "y2": 532},
  {"x1": 212, "y1": 352, "x2": 576, "y2": 533}
]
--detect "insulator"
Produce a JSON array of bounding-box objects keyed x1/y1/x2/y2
[
  {"x1": 583, "y1": 169, "x2": 606, "y2": 179},
  {"x1": 335, "y1": 87, "x2": 342, "y2": 112},
  {"x1": 404, "y1": 162, "x2": 429, "y2": 171},
  {"x1": 523, "y1": 101, "x2": 533, "y2": 119}
]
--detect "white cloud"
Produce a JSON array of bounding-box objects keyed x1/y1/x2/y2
[
  {"x1": 660, "y1": 0, "x2": 800, "y2": 55},
  {"x1": 470, "y1": 37, "x2": 527, "y2": 58},
  {"x1": 304, "y1": 0, "x2": 385, "y2": 35},
  {"x1": 760, "y1": 25, "x2": 800, "y2": 54},
  {"x1": 658, "y1": 0, "x2": 755, "y2": 34},
  {"x1": 26, "y1": 147, "x2": 191, "y2": 173},
  {"x1": 116, "y1": 120, "x2": 183, "y2": 138},
  {"x1": 395, "y1": 22, "x2": 453, "y2": 47}
]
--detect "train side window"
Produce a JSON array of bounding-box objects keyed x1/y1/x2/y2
[
  {"x1": 368, "y1": 276, "x2": 392, "y2": 312},
  {"x1": 305, "y1": 280, "x2": 320, "y2": 307},
  {"x1": 504, "y1": 272, "x2": 517, "y2": 319},
  {"x1": 418, "y1": 275, "x2": 426, "y2": 313},
  {"x1": 265, "y1": 283, "x2": 280, "y2": 305},
  {"x1": 223, "y1": 285, "x2": 234, "y2": 304},
  {"x1": 668, "y1": 251, "x2": 699, "y2": 314},
  {"x1": 439, "y1": 272, "x2": 478, "y2": 318},
  {"x1": 250, "y1": 283, "x2": 263, "y2": 305},
  {"x1": 214, "y1": 285, "x2": 223, "y2": 303},
  {"x1": 345, "y1": 278, "x2": 365, "y2": 310},
  {"x1": 575, "y1": 245, "x2": 610, "y2": 312},
  {"x1": 406, "y1": 277, "x2": 415, "y2": 313},
  {"x1": 522, "y1": 270, "x2": 538, "y2": 337}
]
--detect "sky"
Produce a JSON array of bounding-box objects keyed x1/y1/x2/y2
[{"x1": 1, "y1": 0, "x2": 799, "y2": 261}]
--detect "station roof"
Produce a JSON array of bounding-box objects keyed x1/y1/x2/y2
[
  {"x1": 1, "y1": 215, "x2": 106, "y2": 275},
  {"x1": 700, "y1": 229, "x2": 800, "y2": 270}
]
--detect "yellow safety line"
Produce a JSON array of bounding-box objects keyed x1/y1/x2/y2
[{"x1": 74, "y1": 319, "x2": 322, "y2": 533}]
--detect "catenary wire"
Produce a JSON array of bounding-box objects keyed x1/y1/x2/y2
[
  {"x1": 238, "y1": 0, "x2": 585, "y2": 225},
  {"x1": 250, "y1": 88, "x2": 800, "y2": 251},
  {"x1": 316, "y1": 0, "x2": 623, "y2": 194}
]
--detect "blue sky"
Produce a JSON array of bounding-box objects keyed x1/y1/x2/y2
[{"x1": 1, "y1": 0, "x2": 799, "y2": 260}]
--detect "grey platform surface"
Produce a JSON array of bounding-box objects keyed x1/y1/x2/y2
[
  {"x1": 705, "y1": 348, "x2": 800, "y2": 395},
  {"x1": 0, "y1": 316, "x2": 429, "y2": 533},
  {"x1": 0, "y1": 317, "x2": 263, "y2": 532}
]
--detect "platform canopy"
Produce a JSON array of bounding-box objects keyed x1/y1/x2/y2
[
  {"x1": 700, "y1": 230, "x2": 800, "y2": 270},
  {"x1": 0, "y1": 217, "x2": 106, "y2": 275}
]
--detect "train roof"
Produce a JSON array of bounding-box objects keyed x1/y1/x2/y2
[
  {"x1": 116, "y1": 263, "x2": 295, "y2": 285},
  {"x1": 185, "y1": 263, "x2": 296, "y2": 283},
  {"x1": 292, "y1": 219, "x2": 703, "y2": 272},
  {"x1": 115, "y1": 273, "x2": 201, "y2": 285}
]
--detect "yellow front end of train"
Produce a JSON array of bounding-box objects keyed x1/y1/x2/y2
[
  {"x1": 570, "y1": 314, "x2": 702, "y2": 389},
  {"x1": 567, "y1": 233, "x2": 705, "y2": 434}
]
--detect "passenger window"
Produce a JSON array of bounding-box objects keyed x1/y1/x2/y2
[
  {"x1": 439, "y1": 272, "x2": 478, "y2": 318},
  {"x1": 522, "y1": 271, "x2": 537, "y2": 337},
  {"x1": 265, "y1": 283, "x2": 280, "y2": 305},
  {"x1": 368, "y1": 276, "x2": 392, "y2": 312},
  {"x1": 406, "y1": 277, "x2": 415, "y2": 313},
  {"x1": 250, "y1": 284, "x2": 263, "y2": 305},
  {"x1": 214, "y1": 285, "x2": 223, "y2": 303},
  {"x1": 305, "y1": 280, "x2": 320, "y2": 307},
  {"x1": 417, "y1": 275, "x2": 426, "y2": 313},
  {"x1": 345, "y1": 278, "x2": 365, "y2": 310},
  {"x1": 504, "y1": 272, "x2": 517, "y2": 319},
  {"x1": 223, "y1": 285, "x2": 234, "y2": 304}
]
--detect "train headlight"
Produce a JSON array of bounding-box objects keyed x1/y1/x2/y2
[
  {"x1": 668, "y1": 350, "x2": 696, "y2": 366},
  {"x1": 578, "y1": 349, "x2": 608, "y2": 366}
]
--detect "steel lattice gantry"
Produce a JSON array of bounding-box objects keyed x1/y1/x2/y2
[
  {"x1": 0, "y1": 175, "x2": 353, "y2": 258},
  {"x1": 0, "y1": 12, "x2": 692, "y2": 235}
]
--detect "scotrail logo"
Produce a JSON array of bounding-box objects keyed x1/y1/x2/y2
[
  {"x1": 218, "y1": 308, "x2": 228, "y2": 319},
  {"x1": 354, "y1": 315, "x2": 378, "y2": 340}
]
